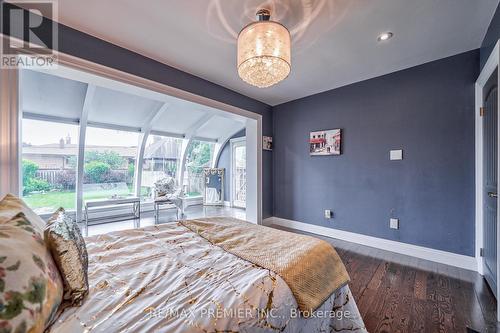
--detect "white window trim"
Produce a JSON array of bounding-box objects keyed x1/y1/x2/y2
[
  {"x1": 211, "y1": 126, "x2": 246, "y2": 168},
  {"x1": 177, "y1": 114, "x2": 215, "y2": 187},
  {"x1": 75, "y1": 84, "x2": 95, "y2": 222},
  {"x1": 134, "y1": 103, "x2": 169, "y2": 197}
]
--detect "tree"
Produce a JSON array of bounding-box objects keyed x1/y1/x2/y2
[
  {"x1": 68, "y1": 150, "x2": 125, "y2": 169},
  {"x1": 87, "y1": 151, "x2": 125, "y2": 169},
  {"x1": 186, "y1": 142, "x2": 212, "y2": 174}
]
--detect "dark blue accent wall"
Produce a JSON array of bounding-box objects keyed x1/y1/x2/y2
[
  {"x1": 1, "y1": 3, "x2": 273, "y2": 217},
  {"x1": 481, "y1": 2, "x2": 500, "y2": 70},
  {"x1": 216, "y1": 129, "x2": 246, "y2": 203},
  {"x1": 272, "y1": 50, "x2": 479, "y2": 256}
]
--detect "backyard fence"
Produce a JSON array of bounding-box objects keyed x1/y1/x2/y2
[
  {"x1": 186, "y1": 172, "x2": 205, "y2": 196},
  {"x1": 36, "y1": 170, "x2": 59, "y2": 184},
  {"x1": 36, "y1": 169, "x2": 133, "y2": 187}
]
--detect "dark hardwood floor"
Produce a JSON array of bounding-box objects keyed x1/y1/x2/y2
[{"x1": 274, "y1": 226, "x2": 499, "y2": 333}]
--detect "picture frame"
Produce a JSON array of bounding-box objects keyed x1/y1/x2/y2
[
  {"x1": 263, "y1": 136, "x2": 273, "y2": 151},
  {"x1": 309, "y1": 129, "x2": 341, "y2": 155}
]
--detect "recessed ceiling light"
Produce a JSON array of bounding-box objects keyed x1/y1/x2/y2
[{"x1": 377, "y1": 32, "x2": 393, "y2": 42}]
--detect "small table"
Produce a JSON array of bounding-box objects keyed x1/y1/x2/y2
[{"x1": 84, "y1": 197, "x2": 140, "y2": 236}]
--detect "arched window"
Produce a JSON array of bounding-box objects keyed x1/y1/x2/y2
[
  {"x1": 141, "y1": 135, "x2": 182, "y2": 201},
  {"x1": 183, "y1": 140, "x2": 215, "y2": 197}
]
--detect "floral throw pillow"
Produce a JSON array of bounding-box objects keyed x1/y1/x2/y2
[
  {"x1": 154, "y1": 177, "x2": 177, "y2": 197},
  {"x1": 0, "y1": 194, "x2": 45, "y2": 231},
  {"x1": 0, "y1": 195, "x2": 63, "y2": 333}
]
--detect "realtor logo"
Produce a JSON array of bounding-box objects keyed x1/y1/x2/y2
[{"x1": 1, "y1": 1, "x2": 58, "y2": 68}]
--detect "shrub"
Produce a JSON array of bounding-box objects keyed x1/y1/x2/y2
[
  {"x1": 100, "y1": 170, "x2": 127, "y2": 183},
  {"x1": 54, "y1": 170, "x2": 76, "y2": 190},
  {"x1": 24, "y1": 178, "x2": 51, "y2": 194},
  {"x1": 22, "y1": 159, "x2": 52, "y2": 194},
  {"x1": 84, "y1": 161, "x2": 111, "y2": 183},
  {"x1": 22, "y1": 159, "x2": 38, "y2": 185}
]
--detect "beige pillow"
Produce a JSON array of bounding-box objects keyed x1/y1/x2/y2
[
  {"x1": 0, "y1": 195, "x2": 63, "y2": 333},
  {"x1": 45, "y1": 208, "x2": 89, "y2": 306}
]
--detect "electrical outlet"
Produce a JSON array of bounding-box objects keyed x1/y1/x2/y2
[
  {"x1": 324, "y1": 210, "x2": 333, "y2": 219},
  {"x1": 390, "y1": 218, "x2": 399, "y2": 229}
]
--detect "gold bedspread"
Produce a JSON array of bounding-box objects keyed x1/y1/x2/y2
[
  {"x1": 180, "y1": 217, "x2": 350, "y2": 311},
  {"x1": 50, "y1": 220, "x2": 366, "y2": 332}
]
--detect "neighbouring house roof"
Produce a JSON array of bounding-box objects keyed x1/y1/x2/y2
[{"x1": 22, "y1": 143, "x2": 138, "y2": 158}]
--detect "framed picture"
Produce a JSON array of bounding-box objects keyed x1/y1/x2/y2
[
  {"x1": 263, "y1": 136, "x2": 273, "y2": 151},
  {"x1": 310, "y1": 129, "x2": 341, "y2": 155}
]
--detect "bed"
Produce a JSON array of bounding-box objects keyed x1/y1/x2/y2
[{"x1": 49, "y1": 218, "x2": 367, "y2": 333}]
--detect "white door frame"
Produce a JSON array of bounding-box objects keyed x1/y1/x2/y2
[
  {"x1": 0, "y1": 36, "x2": 263, "y2": 225},
  {"x1": 475, "y1": 39, "x2": 500, "y2": 320},
  {"x1": 230, "y1": 136, "x2": 246, "y2": 208}
]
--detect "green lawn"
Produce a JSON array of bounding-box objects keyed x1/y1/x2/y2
[
  {"x1": 24, "y1": 188, "x2": 134, "y2": 213},
  {"x1": 23, "y1": 188, "x2": 200, "y2": 214},
  {"x1": 24, "y1": 191, "x2": 78, "y2": 211}
]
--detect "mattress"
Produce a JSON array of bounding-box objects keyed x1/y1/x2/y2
[{"x1": 49, "y1": 222, "x2": 367, "y2": 332}]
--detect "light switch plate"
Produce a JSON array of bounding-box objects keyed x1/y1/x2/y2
[
  {"x1": 390, "y1": 218, "x2": 399, "y2": 229},
  {"x1": 390, "y1": 149, "x2": 403, "y2": 160},
  {"x1": 324, "y1": 210, "x2": 333, "y2": 219}
]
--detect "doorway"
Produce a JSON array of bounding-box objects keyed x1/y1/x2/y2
[
  {"x1": 483, "y1": 69, "x2": 498, "y2": 297},
  {"x1": 231, "y1": 137, "x2": 246, "y2": 208}
]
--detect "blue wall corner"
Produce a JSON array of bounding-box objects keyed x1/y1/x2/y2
[{"x1": 272, "y1": 50, "x2": 479, "y2": 256}]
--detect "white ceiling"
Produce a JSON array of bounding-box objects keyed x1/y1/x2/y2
[
  {"x1": 89, "y1": 86, "x2": 163, "y2": 128},
  {"x1": 21, "y1": 69, "x2": 87, "y2": 119},
  {"x1": 20, "y1": 67, "x2": 246, "y2": 142},
  {"x1": 52, "y1": 0, "x2": 499, "y2": 106}
]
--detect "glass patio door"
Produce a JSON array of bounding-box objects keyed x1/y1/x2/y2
[{"x1": 231, "y1": 138, "x2": 246, "y2": 208}]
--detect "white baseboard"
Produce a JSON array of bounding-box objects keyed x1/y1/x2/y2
[
  {"x1": 263, "y1": 216, "x2": 477, "y2": 272},
  {"x1": 224, "y1": 201, "x2": 231, "y2": 207}
]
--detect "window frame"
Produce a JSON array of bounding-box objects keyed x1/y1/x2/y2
[{"x1": 20, "y1": 117, "x2": 80, "y2": 214}]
